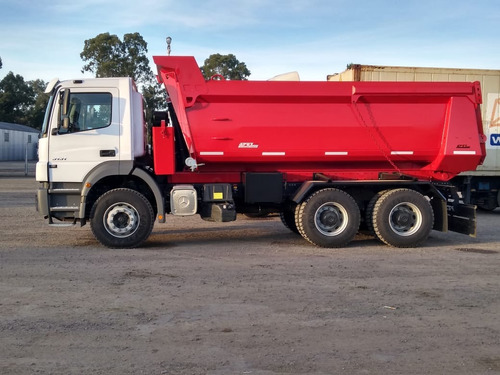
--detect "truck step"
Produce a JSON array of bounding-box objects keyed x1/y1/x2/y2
[
  {"x1": 48, "y1": 188, "x2": 80, "y2": 194},
  {"x1": 49, "y1": 206, "x2": 79, "y2": 212},
  {"x1": 48, "y1": 222, "x2": 75, "y2": 227}
]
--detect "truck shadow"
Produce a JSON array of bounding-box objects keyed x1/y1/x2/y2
[
  {"x1": 70, "y1": 212, "x2": 500, "y2": 250},
  {"x1": 145, "y1": 224, "x2": 385, "y2": 250}
]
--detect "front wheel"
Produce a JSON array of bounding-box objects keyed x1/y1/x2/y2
[
  {"x1": 371, "y1": 189, "x2": 433, "y2": 248},
  {"x1": 295, "y1": 188, "x2": 360, "y2": 248},
  {"x1": 90, "y1": 188, "x2": 154, "y2": 248}
]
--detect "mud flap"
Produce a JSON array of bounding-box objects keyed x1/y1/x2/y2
[{"x1": 447, "y1": 203, "x2": 477, "y2": 237}]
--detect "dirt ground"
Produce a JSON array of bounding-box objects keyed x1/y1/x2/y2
[{"x1": 1, "y1": 172, "x2": 500, "y2": 374}]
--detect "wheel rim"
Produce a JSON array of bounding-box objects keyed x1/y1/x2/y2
[
  {"x1": 103, "y1": 202, "x2": 140, "y2": 238},
  {"x1": 314, "y1": 202, "x2": 348, "y2": 236},
  {"x1": 388, "y1": 202, "x2": 422, "y2": 236}
]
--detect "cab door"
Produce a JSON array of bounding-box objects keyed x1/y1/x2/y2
[{"x1": 47, "y1": 88, "x2": 120, "y2": 183}]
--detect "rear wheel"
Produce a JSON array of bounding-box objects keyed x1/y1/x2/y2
[
  {"x1": 90, "y1": 188, "x2": 154, "y2": 248},
  {"x1": 371, "y1": 189, "x2": 433, "y2": 248},
  {"x1": 296, "y1": 188, "x2": 360, "y2": 247}
]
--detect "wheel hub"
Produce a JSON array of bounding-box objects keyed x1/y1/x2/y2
[
  {"x1": 394, "y1": 209, "x2": 412, "y2": 225},
  {"x1": 320, "y1": 209, "x2": 340, "y2": 227},
  {"x1": 315, "y1": 203, "x2": 348, "y2": 236},
  {"x1": 389, "y1": 203, "x2": 421, "y2": 236},
  {"x1": 104, "y1": 203, "x2": 140, "y2": 238}
]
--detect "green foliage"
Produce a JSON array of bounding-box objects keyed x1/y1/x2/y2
[
  {"x1": 0, "y1": 72, "x2": 48, "y2": 129},
  {"x1": 0, "y1": 72, "x2": 32, "y2": 124},
  {"x1": 142, "y1": 82, "x2": 167, "y2": 124},
  {"x1": 27, "y1": 79, "x2": 50, "y2": 129},
  {"x1": 80, "y1": 32, "x2": 165, "y2": 121},
  {"x1": 200, "y1": 54, "x2": 251, "y2": 80},
  {"x1": 80, "y1": 32, "x2": 153, "y2": 85},
  {"x1": 0, "y1": 56, "x2": 3, "y2": 70}
]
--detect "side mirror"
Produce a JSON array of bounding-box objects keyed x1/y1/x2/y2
[
  {"x1": 58, "y1": 88, "x2": 70, "y2": 130},
  {"x1": 62, "y1": 88, "x2": 70, "y2": 116},
  {"x1": 62, "y1": 116, "x2": 70, "y2": 130}
]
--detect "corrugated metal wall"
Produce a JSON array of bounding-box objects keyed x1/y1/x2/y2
[{"x1": 1, "y1": 129, "x2": 38, "y2": 161}]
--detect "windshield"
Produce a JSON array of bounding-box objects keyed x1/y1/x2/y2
[{"x1": 40, "y1": 94, "x2": 55, "y2": 138}]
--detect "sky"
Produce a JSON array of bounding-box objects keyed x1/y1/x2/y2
[{"x1": 1, "y1": 0, "x2": 499, "y2": 83}]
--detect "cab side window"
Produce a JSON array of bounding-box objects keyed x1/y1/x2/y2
[{"x1": 58, "y1": 93, "x2": 112, "y2": 134}]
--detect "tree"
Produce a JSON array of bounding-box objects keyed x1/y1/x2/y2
[
  {"x1": 80, "y1": 32, "x2": 165, "y2": 122},
  {"x1": 0, "y1": 72, "x2": 34, "y2": 125},
  {"x1": 200, "y1": 54, "x2": 250, "y2": 80},
  {"x1": 26, "y1": 79, "x2": 49, "y2": 129},
  {"x1": 142, "y1": 81, "x2": 166, "y2": 119},
  {"x1": 0, "y1": 72, "x2": 47, "y2": 128},
  {"x1": 80, "y1": 32, "x2": 153, "y2": 85},
  {"x1": 0, "y1": 56, "x2": 2, "y2": 70}
]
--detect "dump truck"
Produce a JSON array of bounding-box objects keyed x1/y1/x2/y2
[
  {"x1": 36, "y1": 56, "x2": 486, "y2": 248},
  {"x1": 329, "y1": 64, "x2": 500, "y2": 210}
]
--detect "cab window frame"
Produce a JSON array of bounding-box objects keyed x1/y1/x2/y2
[{"x1": 57, "y1": 92, "x2": 113, "y2": 135}]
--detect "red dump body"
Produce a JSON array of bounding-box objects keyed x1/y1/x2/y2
[{"x1": 154, "y1": 56, "x2": 485, "y2": 182}]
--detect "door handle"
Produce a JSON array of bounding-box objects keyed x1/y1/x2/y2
[{"x1": 100, "y1": 150, "x2": 116, "y2": 157}]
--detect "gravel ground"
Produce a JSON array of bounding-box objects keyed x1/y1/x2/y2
[{"x1": 1, "y1": 173, "x2": 500, "y2": 375}]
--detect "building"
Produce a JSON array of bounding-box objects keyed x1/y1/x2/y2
[{"x1": 0, "y1": 122, "x2": 39, "y2": 161}]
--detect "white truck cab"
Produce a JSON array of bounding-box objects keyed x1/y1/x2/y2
[
  {"x1": 37, "y1": 77, "x2": 145, "y2": 183},
  {"x1": 36, "y1": 78, "x2": 150, "y2": 227}
]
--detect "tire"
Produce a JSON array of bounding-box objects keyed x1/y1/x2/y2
[
  {"x1": 90, "y1": 188, "x2": 154, "y2": 248},
  {"x1": 371, "y1": 189, "x2": 433, "y2": 248},
  {"x1": 365, "y1": 190, "x2": 389, "y2": 239},
  {"x1": 280, "y1": 202, "x2": 299, "y2": 234},
  {"x1": 295, "y1": 188, "x2": 360, "y2": 248}
]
